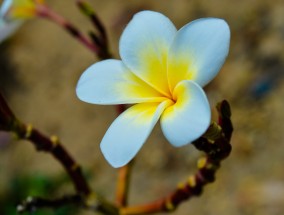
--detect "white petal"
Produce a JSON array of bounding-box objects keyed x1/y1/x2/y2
[
  {"x1": 0, "y1": 18, "x2": 21, "y2": 43},
  {"x1": 0, "y1": 0, "x2": 12, "y2": 18},
  {"x1": 168, "y1": 18, "x2": 230, "y2": 91},
  {"x1": 76, "y1": 59, "x2": 165, "y2": 105},
  {"x1": 119, "y1": 10, "x2": 177, "y2": 96},
  {"x1": 101, "y1": 100, "x2": 172, "y2": 168},
  {"x1": 161, "y1": 80, "x2": 211, "y2": 147}
]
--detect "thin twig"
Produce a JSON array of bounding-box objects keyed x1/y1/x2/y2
[
  {"x1": 75, "y1": 2, "x2": 131, "y2": 206},
  {"x1": 76, "y1": 0, "x2": 108, "y2": 40},
  {"x1": 1, "y1": 91, "x2": 90, "y2": 195},
  {"x1": 16, "y1": 123, "x2": 91, "y2": 195},
  {"x1": 0, "y1": 91, "x2": 119, "y2": 214},
  {"x1": 34, "y1": 4, "x2": 104, "y2": 57}
]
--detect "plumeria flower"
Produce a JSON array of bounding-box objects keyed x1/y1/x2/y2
[
  {"x1": 0, "y1": 0, "x2": 44, "y2": 43},
  {"x1": 1, "y1": 0, "x2": 44, "y2": 20},
  {"x1": 76, "y1": 11, "x2": 230, "y2": 168}
]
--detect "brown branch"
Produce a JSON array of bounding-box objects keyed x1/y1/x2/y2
[
  {"x1": 15, "y1": 123, "x2": 91, "y2": 195},
  {"x1": 0, "y1": 91, "x2": 119, "y2": 214},
  {"x1": 217, "y1": 100, "x2": 233, "y2": 141},
  {"x1": 34, "y1": 4, "x2": 111, "y2": 59},
  {"x1": 0, "y1": 93, "x2": 14, "y2": 118},
  {"x1": 0, "y1": 92, "x2": 15, "y2": 131}
]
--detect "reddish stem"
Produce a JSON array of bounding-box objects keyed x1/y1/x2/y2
[{"x1": 35, "y1": 4, "x2": 100, "y2": 55}]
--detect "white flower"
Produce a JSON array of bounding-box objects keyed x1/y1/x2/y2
[
  {"x1": 1, "y1": 0, "x2": 44, "y2": 20},
  {"x1": 76, "y1": 11, "x2": 230, "y2": 168},
  {"x1": 0, "y1": 0, "x2": 20, "y2": 43}
]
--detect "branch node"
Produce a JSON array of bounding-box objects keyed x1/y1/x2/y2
[
  {"x1": 177, "y1": 182, "x2": 186, "y2": 190},
  {"x1": 165, "y1": 199, "x2": 175, "y2": 211},
  {"x1": 71, "y1": 163, "x2": 80, "y2": 172},
  {"x1": 197, "y1": 157, "x2": 207, "y2": 169},
  {"x1": 85, "y1": 192, "x2": 99, "y2": 209},
  {"x1": 188, "y1": 175, "x2": 196, "y2": 188},
  {"x1": 203, "y1": 122, "x2": 222, "y2": 141},
  {"x1": 25, "y1": 124, "x2": 33, "y2": 138},
  {"x1": 50, "y1": 135, "x2": 59, "y2": 149}
]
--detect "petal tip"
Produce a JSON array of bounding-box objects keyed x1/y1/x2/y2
[{"x1": 100, "y1": 142, "x2": 129, "y2": 168}]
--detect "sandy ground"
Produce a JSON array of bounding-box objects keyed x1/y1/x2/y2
[{"x1": 1, "y1": 0, "x2": 284, "y2": 214}]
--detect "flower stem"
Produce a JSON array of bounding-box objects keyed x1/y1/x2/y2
[
  {"x1": 120, "y1": 157, "x2": 221, "y2": 214},
  {"x1": 116, "y1": 160, "x2": 135, "y2": 207},
  {"x1": 120, "y1": 201, "x2": 164, "y2": 215},
  {"x1": 114, "y1": 103, "x2": 131, "y2": 207}
]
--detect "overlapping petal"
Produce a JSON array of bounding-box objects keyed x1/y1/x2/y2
[
  {"x1": 119, "y1": 10, "x2": 177, "y2": 97},
  {"x1": 161, "y1": 80, "x2": 211, "y2": 147},
  {"x1": 101, "y1": 100, "x2": 173, "y2": 167},
  {"x1": 76, "y1": 59, "x2": 165, "y2": 105},
  {"x1": 167, "y1": 18, "x2": 230, "y2": 91}
]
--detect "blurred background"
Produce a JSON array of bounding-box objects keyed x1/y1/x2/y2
[{"x1": 0, "y1": 0, "x2": 284, "y2": 214}]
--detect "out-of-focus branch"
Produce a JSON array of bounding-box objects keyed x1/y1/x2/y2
[
  {"x1": 2, "y1": 90, "x2": 91, "y2": 195},
  {"x1": 17, "y1": 194, "x2": 119, "y2": 215},
  {"x1": 14, "y1": 123, "x2": 91, "y2": 196},
  {"x1": 76, "y1": 0, "x2": 108, "y2": 51},
  {"x1": 0, "y1": 91, "x2": 119, "y2": 214},
  {"x1": 34, "y1": 3, "x2": 111, "y2": 59},
  {"x1": 1, "y1": 92, "x2": 91, "y2": 195},
  {"x1": 17, "y1": 194, "x2": 82, "y2": 213},
  {"x1": 0, "y1": 92, "x2": 15, "y2": 131}
]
